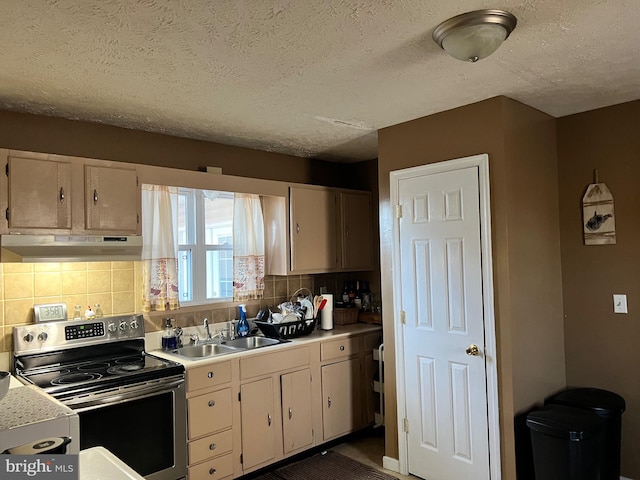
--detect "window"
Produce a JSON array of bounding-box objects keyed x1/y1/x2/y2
[{"x1": 176, "y1": 188, "x2": 234, "y2": 304}]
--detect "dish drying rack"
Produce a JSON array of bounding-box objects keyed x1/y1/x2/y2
[{"x1": 255, "y1": 288, "x2": 317, "y2": 339}]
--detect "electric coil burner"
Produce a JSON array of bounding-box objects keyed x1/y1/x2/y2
[{"x1": 13, "y1": 315, "x2": 187, "y2": 480}]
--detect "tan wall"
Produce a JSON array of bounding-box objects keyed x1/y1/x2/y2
[
  {"x1": 378, "y1": 96, "x2": 565, "y2": 479},
  {"x1": 558, "y1": 100, "x2": 640, "y2": 478},
  {"x1": 0, "y1": 109, "x2": 350, "y2": 187}
]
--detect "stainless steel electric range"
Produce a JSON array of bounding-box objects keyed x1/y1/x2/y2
[{"x1": 13, "y1": 314, "x2": 187, "y2": 480}]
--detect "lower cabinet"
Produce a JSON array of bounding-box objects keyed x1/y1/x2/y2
[
  {"x1": 183, "y1": 328, "x2": 381, "y2": 479},
  {"x1": 281, "y1": 368, "x2": 313, "y2": 454},
  {"x1": 239, "y1": 377, "x2": 276, "y2": 471},
  {"x1": 321, "y1": 358, "x2": 362, "y2": 441}
]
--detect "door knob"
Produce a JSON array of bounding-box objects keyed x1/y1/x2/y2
[{"x1": 466, "y1": 344, "x2": 480, "y2": 356}]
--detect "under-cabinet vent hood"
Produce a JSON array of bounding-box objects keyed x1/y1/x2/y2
[{"x1": 0, "y1": 235, "x2": 143, "y2": 262}]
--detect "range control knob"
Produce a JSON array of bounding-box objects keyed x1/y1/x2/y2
[
  {"x1": 107, "y1": 323, "x2": 118, "y2": 333},
  {"x1": 37, "y1": 332, "x2": 48, "y2": 342},
  {"x1": 130, "y1": 319, "x2": 139, "y2": 330},
  {"x1": 119, "y1": 321, "x2": 128, "y2": 331},
  {"x1": 23, "y1": 333, "x2": 34, "y2": 343}
]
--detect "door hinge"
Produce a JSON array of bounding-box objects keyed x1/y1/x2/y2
[
  {"x1": 400, "y1": 310, "x2": 406, "y2": 325},
  {"x1": 5, "y1": 163, "x2": 8, "y2": 176},
  {"x1": 136, "y1": 175, "x2": 139, "y2": 187},
  {"x1": 5, "y1": 208, "x2": 9, "y2": 221},
  {"x1": 238, "y1": 392, "x2": 241, "y2": 402},
  {"x1": 240, "y1": 453, "x2": 243, "y2": 464},
  {"x1": 403, "y1": 418, "x2": 409, "y2": 433},
  {"x1": 137, "y1": 213, "x2": 140, "y2": 224},
  {"x1": 395, "y1": 204, "x2": 402, "y2": 218}
]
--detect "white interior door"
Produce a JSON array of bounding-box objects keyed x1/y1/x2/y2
[{"x1": 398, "y1": 165, "x2": 490, "y2": 480}]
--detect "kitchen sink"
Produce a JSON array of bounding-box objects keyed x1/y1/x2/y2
[
  {"x1": 169, "y1": 343, "x2": 242, "y2": 358},
  {"x1": 223, "y1": 336, "x2": 281, "y2": 350}
]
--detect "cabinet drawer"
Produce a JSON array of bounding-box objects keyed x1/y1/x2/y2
[
  {"x1": 240, "y1": 346, "x2": 309, "y2": 380},
  {"x1": 188, "y1": 452, "x2": 233, "y2": 479},
  {"x1": 188, "y1": 388, "x2": 233, "y2": 439},
  {"x1": 189, "y1": 429, "x2": 233, "y2": 465},
  {"x1": 321, "y1": 337, "x2": 360, "y2": 362},
  {"x1": 188, "y1": 361, "x2": 232, "y2": 392}
]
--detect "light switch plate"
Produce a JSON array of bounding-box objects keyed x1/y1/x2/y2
[{"x1": 613, "y1": 294, "x2": 628, "y2": 314}]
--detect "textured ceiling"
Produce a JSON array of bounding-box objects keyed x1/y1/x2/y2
[{"x1": 0, "y1": 1, "x2": 638, "y2": 162}]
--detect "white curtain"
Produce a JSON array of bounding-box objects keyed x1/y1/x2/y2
[
  {"x1": 141, "y1": 184, "x2": 180, "y2": 312},
  {"x1": 233, "y1": 193, "x2": 265, "y2": 301}
]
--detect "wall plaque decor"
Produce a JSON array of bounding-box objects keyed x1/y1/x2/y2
[{"x1": 582, "y1": 170, "x2": 615, "y2": 245}]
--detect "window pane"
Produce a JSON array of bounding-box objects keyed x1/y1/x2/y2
[
  {"x1": 204, "y1": 191, "x2": 233, "y2": 247},
  {"x1": 206, "y1": 248, "x2": 233, "y2": 299},
  {"x1": 178, "y1": 248, "x2": 192, "y2": 302}
]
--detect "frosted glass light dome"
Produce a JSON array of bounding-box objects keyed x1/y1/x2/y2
[{"x1": 433, "y1": 10, "x2": 517, "y2": 62}]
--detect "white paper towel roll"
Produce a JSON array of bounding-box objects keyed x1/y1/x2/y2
[{"x1": 320, "y1": 294, "x2": 334, "y2": 330}]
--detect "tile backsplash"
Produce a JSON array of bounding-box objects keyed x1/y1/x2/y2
[{"x1": 0, "y1": 262, "x2": 368, "y2": 353}]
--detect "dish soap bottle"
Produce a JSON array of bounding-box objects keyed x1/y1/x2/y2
[
  {"x1": 162, "y1": 318, "x2": 177, "y2": 350},
  {"x1": 237, "y1": 304, "x2": 250, "y2": 337}
]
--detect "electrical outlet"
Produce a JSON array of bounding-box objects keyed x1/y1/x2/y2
[{"x1": 613, "y1": 294, "x2": 628, "y2": 314}]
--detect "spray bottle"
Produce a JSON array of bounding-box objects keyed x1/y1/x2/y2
[{"x1": 237, "y1": 304, "x2": 250, "y2": 337}]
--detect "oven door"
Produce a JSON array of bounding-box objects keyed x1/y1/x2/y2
[{"x1": 68, "y1": 376, "x2": 186, "y2": 480}]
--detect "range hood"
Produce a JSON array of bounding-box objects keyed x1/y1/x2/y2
[{"x1": 0, "y1": 234, "x2": 143, "y2": 262}]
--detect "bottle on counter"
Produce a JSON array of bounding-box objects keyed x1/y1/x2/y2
[
  {"x1": 162, "y1": 318, "x2": 177, "y2": 350},
  {"x1": 94, "y1": 303, "x2": 103, "y2": 318},
  {"x1": 342, "y1": 282, "x2": 350, "y2": 303},
  {"x1": 354, "y1": 281, "x2": 362, "y2": 310},
  {"x1": 237, "y1": 304, "x2": 250, "y2": 337},
  {"x1": 361, "y1": 281, "x2": 372, "y2": 311},
  {"x1": 73, "y1": 305, "x2": 82, "y2": 321}
]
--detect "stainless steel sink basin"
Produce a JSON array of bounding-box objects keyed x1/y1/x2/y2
[
  {"x1": 223, "y1": 336, "x2": 281, "y2": 350},
  {"x1": 169, "y1": 343, "x2": 241, "y2": 358}
]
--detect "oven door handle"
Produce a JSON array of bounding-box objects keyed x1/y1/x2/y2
[{"x1": 66, "y1": 376, "x2": 184, "y2": 411}]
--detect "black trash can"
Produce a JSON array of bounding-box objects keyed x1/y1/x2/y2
[
  {"x1": 546, "y1": 388, "x2": 625, "y2": 480},
  {"x1": 526, "y1": 405, "x2": 603, "y2": 480}
]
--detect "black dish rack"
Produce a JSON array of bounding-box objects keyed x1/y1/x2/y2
[{"x1": 255, "y1": 318, "x2": 316, "y2": 339}]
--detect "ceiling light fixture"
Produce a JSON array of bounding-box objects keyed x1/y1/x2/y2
[{"x1": 432, "y1": 9, "x2": 517, "y2": 62}]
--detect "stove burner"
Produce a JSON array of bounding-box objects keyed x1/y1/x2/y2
[
  {"x1": 115, "y1": 356, "x2": 144, "y2": 365},
  {"x1": 78, "y1": 362, "x2": 109, "y2": 371},
  {"x1": 52, "y1": 372, "x2": 103, "y2": 385},
  {"x1": 107, "y1": 364, "x2": 143, "y2": 375}
]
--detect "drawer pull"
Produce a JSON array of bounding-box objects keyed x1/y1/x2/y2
[
  {"x1": 208, "y1": 400, "x2": 216, "y2": 407},
  {"x1": 59, "y1": 187, "x2": 65, "y2": 203},
  {"x1": 209, "y1": 443, "x2": 217, "y2": 450},
  {"x1": 207, "y1": 371, "x2": 214, "y2": 378},
  {"x1": 209, "y1": 468, "x2": 216, "y2": 475},
  {"x1": 93, "y1": 189, "x2": 98, "y2": 205},
  {"x1": 340, "y1": 345, "x2": 345, "y2": 351}
]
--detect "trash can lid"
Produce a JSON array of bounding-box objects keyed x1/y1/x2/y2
[
  {"x1": 526, "y1": 405, "x2": 603, "y2": 440},
  {"x1": 548, "y1": 387, "x2": 626, "y2": 415}
]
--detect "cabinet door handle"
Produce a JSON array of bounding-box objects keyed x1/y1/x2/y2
[
  {"x1": 93, "y1": 189, "x2": 98, "y2": 205},
  {"x1": 288, "y1": 408, "x2": 293, "y2": 420},
  {"x1": 268, "y1": 413, "x2": 272, "y2": 426},
  {"x1": 328, "y1": 396, "x2": 332, "y2": 408},
  {"x1": 209, "y1": 443, "x2": 217, "y2": 450},
  {"x1": 208, "y1": 400, "x2": 216, "y2": 407},
  {"x1": 59, "y1": 187, "x2": 65, "y2": 203},
  {"x1": 209, "y1": 468, "x2": 216, "y2": 475},
  {"x1": 340, "y1": 345, "x2": 345, "y2": 351},
  {"x1": 207, "y1": 371, "x2": 214, "y2": 378},
  {"x1": 296, "y1": 223, "x2": 300, "y2": 234}
]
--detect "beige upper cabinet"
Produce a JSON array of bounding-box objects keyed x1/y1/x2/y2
[
  {"x1": 339, "y1": 191, "x2": 373, "y2": 271},
  {"x1": 289, "y1": 186, "x2": 338, "y2": 273},
  {"x1": 289, "y1": 186, "x2": 373, "y2": 274},
  {"x1": 0, "y1": 149, "x2": 141, "y2": 236},
  {"x1": 6, "y1": 153, "x2": 72, "y2": 232},
  {"x1": 85, "y1": 165, "x2": 139, "y2": 233}
]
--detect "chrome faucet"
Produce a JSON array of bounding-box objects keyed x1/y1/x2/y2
[{"x1": 204, "y1": 318, "x2": 212, "y2": 340}]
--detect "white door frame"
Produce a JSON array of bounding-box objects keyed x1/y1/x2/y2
[{"x1": 390, "y1": 153, "x2": 500, "y2": 479}]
